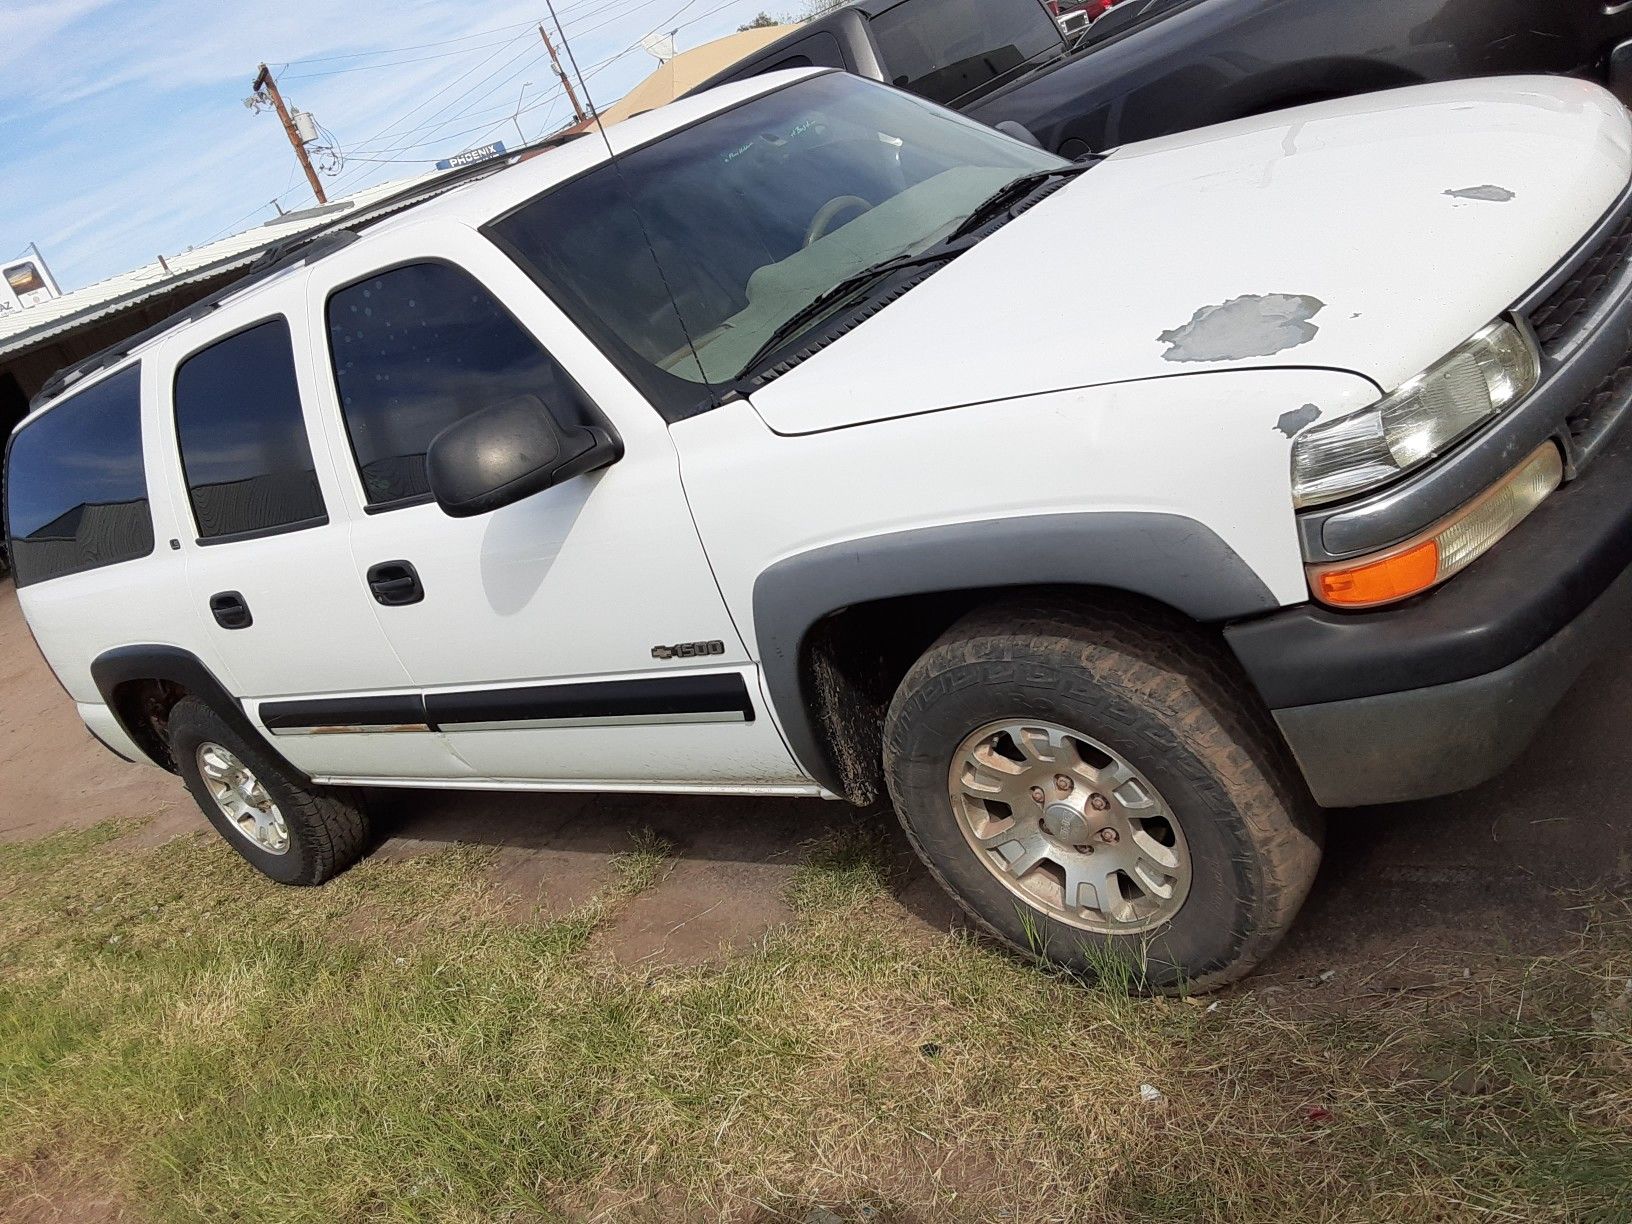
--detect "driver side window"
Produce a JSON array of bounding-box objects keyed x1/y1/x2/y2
[{"x1": 325, "y1": 262, "x2": 593, "y2": 509}]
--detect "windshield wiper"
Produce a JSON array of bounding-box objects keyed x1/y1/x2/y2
[
  {"x1": 944, "y1": 162, "x2": 1098, "y2": 243},
  {"x1": 731, "y1": 247, "x2": 962, "y2": 382}
]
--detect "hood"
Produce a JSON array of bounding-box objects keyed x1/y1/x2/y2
[{"x1": 748, "y1": 76, "x2": 1632, "y2": 436}]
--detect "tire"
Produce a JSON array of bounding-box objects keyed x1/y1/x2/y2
[
  {"x1": 168, "y1": 696, "x2": 370, "y2": 885},
  {"x1": 883, "y1": 596, "x2": 1322, "y2": 993}
]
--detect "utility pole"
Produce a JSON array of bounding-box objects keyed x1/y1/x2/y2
[
  {"x1": 538, "y1": 24, "x2": 590, "y2": 124},
  {"x1": 251, "y1": 64, "x2": 327, "y2": 205}
]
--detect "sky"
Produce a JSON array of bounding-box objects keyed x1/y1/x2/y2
[{"x1": 0, "y1": 0, "x2": 789, "y2": 292}]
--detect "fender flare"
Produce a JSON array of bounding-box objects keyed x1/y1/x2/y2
[
  {"x1": 89, "y1": 644, "x2": 307, "y2": 780},
  {"x1": 750, "y1": 512, "x2": 1279, "y2": 794}
]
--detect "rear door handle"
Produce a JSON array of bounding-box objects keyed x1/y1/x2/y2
[
  {"x1": 366, "y1": 560, "x2": 424, "y2": 607},
  {"x1": 209, "y1": 591, "x2": 252, "y2": 630}
]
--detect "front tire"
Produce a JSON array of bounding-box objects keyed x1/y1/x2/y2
[
  {"x1": 883, "y1": 598, "x2": 1321, "y2": 993},
  {"x1": 169, "y1": 697, "x2": 370, "y2": 885}
]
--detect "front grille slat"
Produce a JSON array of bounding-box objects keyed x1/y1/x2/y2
[
  {"x1": 1566, "y1": 348, "x2": 1632, "y2": 458},
  {"x1": 1529, "y1": 209, "x2": 1632, "y2": 354}
]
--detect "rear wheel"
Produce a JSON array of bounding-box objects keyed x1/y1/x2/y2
[
  {"x1": 883, "y1": 598, "x2": 1321, "y2": 993},
  {"x1": 169, "y1": 697, "x2": 370, "y2": 885}
]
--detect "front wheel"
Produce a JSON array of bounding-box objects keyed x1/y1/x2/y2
[{"x1": 883, "y1": 598, "x2": 1322, "y2": 993}]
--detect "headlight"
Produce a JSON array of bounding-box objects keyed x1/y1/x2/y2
[{"x1": 1290, "y1": 320, "x2": 1540, "y2": 508}]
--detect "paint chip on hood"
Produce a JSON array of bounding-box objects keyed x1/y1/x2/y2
[
  {"x1": 1444, "y1": 185, "x2": 1515, "y2": 202},
  {"x1": 1158, "y1": 293, "x2": 1325, "y2": 363},
  {"x1": 1275, "y1": 404, "x2": 1321, "y2": 438}
]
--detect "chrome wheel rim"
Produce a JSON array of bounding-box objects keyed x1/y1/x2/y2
[
  {"x1": 948, "y1": 720, "x2": 1191, "y2": 934},
  {"x1": 196, "y1": 742, "x2": 289, "y2": 856}
]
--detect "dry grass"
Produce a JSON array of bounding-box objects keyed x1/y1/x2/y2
[{"x1": 2, "y1": 818, "x2": 1630, "y2": 1222}]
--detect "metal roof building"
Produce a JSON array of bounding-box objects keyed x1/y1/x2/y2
[{"x1": 0, "y1": 175, "x2": 434, "y2": 438}]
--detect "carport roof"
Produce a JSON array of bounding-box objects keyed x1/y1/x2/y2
[{"x1": 0, "y1": 175, "x2": 435, "y2": 364}]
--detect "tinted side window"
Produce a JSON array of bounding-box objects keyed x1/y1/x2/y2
[
  {"x1": 871, "y1": 0, "x2": 1063, "y2": 105},
  {"x1": 766, "y1": 32, "x2": 847, "y2": 71},
  {"x1": 5, "y1": 365, "x2": 154, "y2": 586},
  {"x1": 326, "y1": 263, "x2": 593, "y2": 508},
  {"x1": 173, "y1": 318, "x2": 326, "y2": 541}
]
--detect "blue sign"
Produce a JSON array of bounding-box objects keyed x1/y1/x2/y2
[{"x1": 436, "y1": 141, "x2": 507, "y2": 171}]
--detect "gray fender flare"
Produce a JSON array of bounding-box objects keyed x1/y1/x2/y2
[{"x1": 750, "y1": 512, "x2": 1279, "y2": 795}]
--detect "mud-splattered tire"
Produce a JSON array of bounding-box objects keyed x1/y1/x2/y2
[
  {"x1": 883, "y1": 597, "x2": 1322, "y2": 993},
  {"x1": 169, "y1": 697, "x2": 370, "y2": 885}
]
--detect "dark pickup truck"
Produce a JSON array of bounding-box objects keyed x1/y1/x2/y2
[{"x1": 690, "y1": 0, "x2": 1632, "y2": 159}]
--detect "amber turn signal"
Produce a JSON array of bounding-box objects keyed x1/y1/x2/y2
[
  {"x1": 1309, "y1": 443, "x2": 1562, "y2": 609},
  {"x1": 1315, "y1": 538, "x2": 1439, "y2": 607}
]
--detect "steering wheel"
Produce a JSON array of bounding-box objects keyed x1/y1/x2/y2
[{"x1": 804, "y1": 195, "x2": 873, "y2": 247}]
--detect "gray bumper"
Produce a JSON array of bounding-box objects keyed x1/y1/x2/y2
[{"x1": 1271, "y1": 554, "x2": 1632, "y2": 809}]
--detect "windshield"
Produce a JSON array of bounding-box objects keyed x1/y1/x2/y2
[
  {"x1": 489, "y1": 72, "x2": 1062, "y2": 416},
  {"x1": 870, "y1": 0, "x2": 1065, "y2": 106}
]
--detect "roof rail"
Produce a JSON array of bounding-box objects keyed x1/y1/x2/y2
[
  {"x1": 31, "y1": 230, "x2": 360, "y2": 408},
  {"x1": 29, "y1": 146, "x2": 534, "y2": 411}
]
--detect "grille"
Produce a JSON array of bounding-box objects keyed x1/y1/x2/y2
[
  {"x1": 1529, "y1": 207, "x2": 1632, "y2": 353},
  {"x1": 1566, "y1": 346, "x2": 1632, "y2": 449}
]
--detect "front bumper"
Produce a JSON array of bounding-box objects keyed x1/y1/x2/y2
[{"x1": 1228, "y1": 421, "x2": 1632, "y2": 808}]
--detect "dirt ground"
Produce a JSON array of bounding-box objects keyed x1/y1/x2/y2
[{"x1": 4, "y1": 575, "x2": 1630, "y2": 989}]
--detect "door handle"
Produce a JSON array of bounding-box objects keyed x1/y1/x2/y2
[
  {"x1": 209, "y1": 591, "x2": 252, "y2": 630},
  {"x1": 366, "y1": 560, "x2": 424, "y2": 607}
]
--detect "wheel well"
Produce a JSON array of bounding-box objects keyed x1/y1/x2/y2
[
  {"x1": 800, "y1": 585, "x2": 1210, "y2": 806},
  {"x1": 110, "y1": 679, "x2": 189, "y2": 772}
]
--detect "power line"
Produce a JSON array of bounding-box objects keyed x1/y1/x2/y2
[
  {"x1": 341, "y1": 73, "x2": 564, "y2": 158},
  {"x1": 340, "y1": 45, "x2": 547, "y2": 163},
  {"x1": 320, "y1": 0, "x2": 755, "y2": 196},
  {"x1": 278, "y1": 33, "x2": 541, "y2": 80},
  {"x1": 346, "y1": 88, "x2": 566, "y2": 158},
  {"x1": 277, "y1": 19, "x2": 540, "y2": 67},
  {"x1": 323, "y1": 35, "x2": 542, "y2": 192}
]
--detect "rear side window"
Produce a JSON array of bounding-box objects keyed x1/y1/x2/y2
[
  {"x1": 870, "y1": 0, "x2": 1062, "y2": 105},
  {"x1": 762, "y1": 32, "x2": 847, "y2": 72},
  {"x1": 173, "y1": 318, "x2": 326, "y2": 541},
  {"x1": 325, "y1": 262, "x2": 593, "y2": 509},
  {"x1": 5, "y1": 365, "x2": 154, "y2": 586}
]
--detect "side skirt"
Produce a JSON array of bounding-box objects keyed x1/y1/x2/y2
[{"x1": 306, "y1": 775, "x2": 838, "y2": 799}]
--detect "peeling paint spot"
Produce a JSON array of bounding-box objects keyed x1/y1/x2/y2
[
  {"x1": 1158, "y1": 293, "x2": 1325, "y2": 363},
  {"x1": 1444, "y1": 185, "x2": 1515, "y2": 202},
  {"x1": 1275, "y1": 404, "x2": 1321, "y2": 438}
]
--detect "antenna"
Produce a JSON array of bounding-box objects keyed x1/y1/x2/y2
[{"x1": 540, "y1": 0, "x2": 710, "y2": 390}]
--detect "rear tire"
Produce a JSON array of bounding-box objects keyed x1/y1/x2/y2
[
  {"x1": 883, "y1": 597, "x2": 1321, "y2": 993},
  {"x1": 169, "y1": 697, "x2": 370, "y2": 885}
]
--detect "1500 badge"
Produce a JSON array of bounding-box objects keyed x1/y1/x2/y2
[{"x1": 651, "y1": 639, "x2": 726, "y2": 661}]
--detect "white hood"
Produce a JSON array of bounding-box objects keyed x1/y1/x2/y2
[{"x1": 747, "y1": 76, "x2": 1632, "y2": 435}]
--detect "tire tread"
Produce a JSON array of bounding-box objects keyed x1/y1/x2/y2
[
  {"x1": 169, "y1": 697, "x2": 369, "y2": 885},
  {"x1": 883, "y1": 594, "x2": 1321, "y2": 992}
]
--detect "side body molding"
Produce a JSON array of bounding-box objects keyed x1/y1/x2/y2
[
  {"x1": 750, "y1": 512, "x2": 1280, "y2": 794},
  {"x1": 89, "y1": 644, "x2": 307, "y2": 779}
]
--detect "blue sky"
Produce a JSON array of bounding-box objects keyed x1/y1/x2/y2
[{"x1": 0, "y1": 0, "x2": 785, "y2": 292}]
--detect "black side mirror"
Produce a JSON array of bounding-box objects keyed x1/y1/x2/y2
[{"x1": 425, "y1": 394, "x2": 621, "y2": 518}]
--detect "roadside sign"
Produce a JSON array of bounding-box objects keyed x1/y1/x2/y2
[
  {"x1": 0, "y1": 252, "x2": 61, "y2": 314},
  {"x1": 436, "y1": 142, "x2": 507, "y2": 171}
]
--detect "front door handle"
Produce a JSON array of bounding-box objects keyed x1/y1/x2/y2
[
  {"x1": 209, "y1": 591, "x2": 252, "y2": 630},
  {"x1": 366, "y1": 560, "x2": 424, "y2": 607}
]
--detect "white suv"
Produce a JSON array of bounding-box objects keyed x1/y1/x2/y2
[{"x1": 9, "y1": 70, "x2": 1632, "y2": 990}]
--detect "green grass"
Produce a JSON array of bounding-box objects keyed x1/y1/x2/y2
[{"x1": 3, "y1": 820, "x2": 1632, "y2": 1222}]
